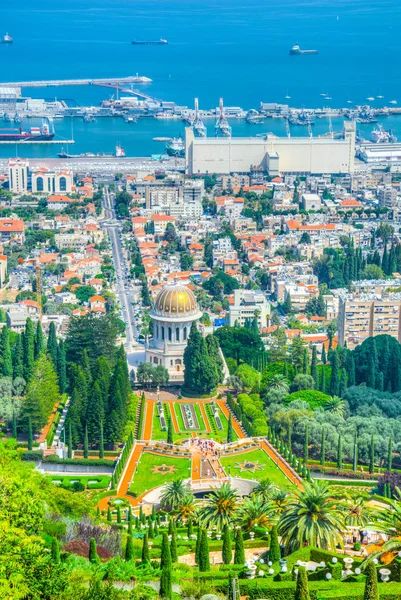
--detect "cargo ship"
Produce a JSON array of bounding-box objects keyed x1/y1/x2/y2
[
  {"x1": 58, "y1": 144, "x2": 126, "y2": 159},
  {"x1": 0, "y1": 120, "x2": 54, "y2": 141},
  {"x1": 165, "y1": 137, "x2": 185, "y2": 157},
  {"x1": 290, "y1": 44, "x2": 318, "y2": 55},
  {"x1": 1, "y1": 33, "x2": 13, "y2": 44},
  {"x1": 131, "y1": 38, "x2": 168, "y2": 45}
]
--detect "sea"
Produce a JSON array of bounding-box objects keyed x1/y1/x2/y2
[{"x1": 1, "y1": 0, "x2": 401, "y2": 158}]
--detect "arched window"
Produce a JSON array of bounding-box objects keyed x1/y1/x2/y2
[
  {"x1": 175, "y1": 358, "x2": 182, "y2": 365},
  {"x1": 183, "y1": 327, "x2": 187, "y2": 341},
  {"x1": 36, "y1": 176, "x2": 44, "y2": 192},
  {"x1": 161, "y1": 326, "x2": 165, "y2": 341},
  {"x1": 168, "y1": 327, "x2": 172, "y2": 342},
  {"x1": 153, "y1": 357, "x2": 158, "y2": 364},
  {"x1": 176, "y1": 327, "x2": 180, "y2": 341},
  {"x1": 59, "y1": 176, "x2": 67, "y2": 192}
]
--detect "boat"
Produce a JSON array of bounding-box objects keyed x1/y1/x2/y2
[
  {"x1": 371, "y1": 125, "x2": 397, "y2": 144},
  {"x1": 131, "y1": 38, "x2": 167, "y2": 45},
  {"x1": 1, "y1": 33, "x2": 12, "y2": 44},
  {"x1": 366, "y1": 97, "x2": 375, "y2": 102},
  {"x1": 165, "y1": 137, "x2": 185, "y2": 157},
  {"x1": 290, "y1": 44, "x2": 318, "y2": 55},
  {"x1": 377, "y1": 95, "x2": 384, "y2": 99},
  {"x1": 245, "y1": 109, "x2": 264, "y2": 124},
  {"x1": 285, "y1": 95, "x2": 291, "y2": 99},
  {"x1": 124, "y1": 115, "x2": 137, "y2": 123},
  {"x1": 0, "y1": 119, "x2": 54, "y2": 141},
  {"x1": 115, "y1": 144, "x2": 125, "y2": 158},
  {"x1": 390, "y1": 100, "x2": 397, "y2": 105},
  {"x1": 83, "y1": 114, "x2": 96, "y2": 122}
]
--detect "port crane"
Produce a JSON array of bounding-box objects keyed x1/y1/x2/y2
[
  {"x1": 215, "y1": 98, "x2": 231, "y2": 137},
  {"x1": 193, "y1": 98, "x2": 207, "y2": 137}
]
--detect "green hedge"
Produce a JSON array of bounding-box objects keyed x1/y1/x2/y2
[
  {"x1": 21, "y1": 450, "x2": 43, "y2": 461},
  {"x1": 43, "y1": 456, "x2": 115, "y2": 467}
]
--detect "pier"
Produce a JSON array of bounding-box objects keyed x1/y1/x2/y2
[
  {"x1": 0, "y1": 76, "x2": 151, "y2": 88},
  {"x1": 0, "y1": 139, "x2": 74, "y2": 145}
]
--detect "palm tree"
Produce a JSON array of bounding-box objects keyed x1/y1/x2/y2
[
  {"x1": 252, "y1": 478, "x2": 276, "y2": 501},
  {"x1": 324, "y1": 396, "x2": 345, "y2": 418},
  {"x1": 198, "y1": 483, "x2": 239, "y2": 529},
  {"x1": 160, "y1": 478, "x2": 190, "y2": 512},
  {"x1": 237, "y1": 495, "x2": 270, "y2": 530},
  {"x1": 341, "y1": 494, "x2": 372, "y2": 528},
  {"x1": 278, "y1": 480, "x2": 344, "y2": 552},
  {"x1": 266, "y1": 488, "x2": 290, "y2": 517},
  {"x1": 175, "y1": 493, "x2": 196, "y2": 522},
  {"x1": 268, "y1": 374, "x2": 289, "y2": 395},
  {"x1": 365, "y1": 490, "x2": 401, "y2": 564}
]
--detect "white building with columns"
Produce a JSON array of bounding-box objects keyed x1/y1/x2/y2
[{"x1": 145, "y1": 280, "x2": 202, "y2": 382}]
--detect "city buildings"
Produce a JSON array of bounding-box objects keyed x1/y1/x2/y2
[
  {"x1": 229, "y1": 289, "x2": 270, "y2": 328},
  {"x1": 8, "y1": 159, "x2": 73, "y2": 194}
]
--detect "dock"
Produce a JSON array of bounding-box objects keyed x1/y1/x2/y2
[
  {"x1": 0, "y1": 139, "x2": 74, "y2": 145},
  {"x1": 0, "y1": 76, "x2": 151, "y2": 88}
]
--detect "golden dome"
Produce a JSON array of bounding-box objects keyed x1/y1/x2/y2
[{"x1": 152, "y1": 282, "x2": 199, "y2": 318}]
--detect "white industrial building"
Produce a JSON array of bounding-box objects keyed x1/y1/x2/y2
[{"x1": 186, "y1": 122, "x2": 356, "y2": 176}]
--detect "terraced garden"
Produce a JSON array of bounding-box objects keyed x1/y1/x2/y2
[
  {"x1": 49, "y1": 475, "x2": 111, "y2": 490},
  {"x1": 220, "y1": 448, "x2": 294, "y2": 489},
  {"x1": 128, "y1": 451, "x2": 191, "y2": 497}
]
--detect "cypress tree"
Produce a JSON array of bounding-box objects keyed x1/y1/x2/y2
[
  {"x1": 167, "y1": 416, "x2": 173, "y2": 445},
  {"x1": 0, "y1": 326, "x2": 13, "y2": 377},
  {"x1": 367, "y1": 352, "x2": 376, "y2": 389},
  {"x1": 310, "y1": 346, "x2": 318, "y2": 387},
  {"x1": 24, "y1": 318, "x2": 35, "y2": 381},
  {"x1": 369, "y1": 433, "x2": 375, "y2": 474},
  {"x1": 353, "y1": 430, "x2": 358, "y2": 472},
  {"x1": 198, "y1": 529, "x2": 210, "y2": 572},
  {"x1": 339, "y1": 369, "x2": 348, "y2": 396},
  {"x1": 148, "y1": 521, "x2": 154, "y2": 539},
  {"x1": 47, "y1": 322, "x2": 58, "y2": 367},
  {"x1": 67, "y1": 422, "x2": 73, "y2": 459},
  {"x1": 227, "y1": 413, "x2": 234, "y2": 443},
  {"x1": 154, "y1": 521, "x2": 159, "y2": 537},
  {"x1": 96, "y1": 506, "x2": 100, "y2": 519},
  {"x1": 85, "y1": 381, "x2": 104, "y2": 446},
  {"x1": 99, "y1": 421, "x2": 104, "y2": 459},
  {"x1": 27, "y1": 417, "x2": 33, "y2": 451},
  {"x1": 222, "y1": 524, "x2": 232, "y2": 564},
  {"x1": 125, "y1": 534, "x2": 135, "y2": 561},
  {"x1": 170, "y1": 532, "x2": 178, "y2": 563},
  {"x1": 34, "y1": 320, "x2": 44, "y2": 360},
  {"x1": 117, "y1": 505, "x2": 121, "y2": 524},
  {"x1": 234, "y1": 529, "x2": 245, "y2": 565},
  {"x1": 83, "y1": 425, "x2": 89, "y2": 459},
  {"x1": 363, "y1": 562, "x2": 378, "y2": 600},
  {"x1": 187, "y1": 519, "x2": 193, "y2": 538},
  {"x1": 303, "y1": 424, "x2": 309, "y2": 465},
  {"x1": 13, "y1": 334, "x2": 24, "y2": 379},
  {"x1": 12, "y1": 408, "x2": 17, "y2": 440},
  {"x1": 321, "y1": 345, "x2": 327, "y2": 364},
  {"x1": 141, "y1": 533, "x2": 150, "y2": 564},
  {"x1": 320, "y1": 427, "x2": 326, "y2": 466},
  {"x1": 183, "y1": 323, "x2": 219, "y2": 395},
  {"x1": 330, "y1": 352, "x2": 340, "y2": 396},
  {"x1": 295, "y1": 566, "x2": 310, "y2": 600},
  {"x1": 388, "y1": 436, "x2": 393, "y2": 472},
  {"x1": 347, "y1": 354, "x2": 356, "y2": 387},
  {"x1": 56, "y1": 340, "x2": 67, "y2": 394},
  {"x1": 89, "y1": 538, "x2": 98, "y2": 563},
  {"x1": 107, "y1": 506, "x2": 112, "y2": 522},
  {"x1": 51, "y1": 537, "x2": 60, "y2": 564},
  {"x1": 159, "y1": 566, "x2": 172, "y2": 600},
  {"x1": 195, "y1": 527, "x2": 202, "y2": 564},
  {"x1": 320, "y1": 365, "x2": 326, "y2": 394},
  {"x1": 269, "y1": 526, "x2": 281, "y2": 562},
  {"x1": 337, "y1": 435, "x2": 343, "y2": 469},
  {"x1": 151, "y1": 504, "x2": 156, "y2": 521}
]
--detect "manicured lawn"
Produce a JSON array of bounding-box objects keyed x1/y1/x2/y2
[
  {"x1": 220, "y1": 448, "x2": 294, "y2": 490},
  {"x1": 205, "y1": 403, "x2": 238, "y2": 443},
  {"x1": 174, "y1": 402, "x2": 206, "y2": 432},
  {"x1": 152, "y1": 403, "x2": 169, "y2": 441},
  {"x1": 129, "y1": 452, "x2": 191, "y2": 496},
  {"x1": 49, "y1": 475, "x2": 111, "y2": 489}
]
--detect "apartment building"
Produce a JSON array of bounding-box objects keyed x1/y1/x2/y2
[
  {"x1": 229, "y1": 289, "x2": 270, "y2": 329},
  {"x1": 338, "y1": 292, "x2": 401, "y2": 348}
]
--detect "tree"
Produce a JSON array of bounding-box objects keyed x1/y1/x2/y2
[
  {"x1": 34, "y1": 321, "x2": 44, "y2": 360},
  {"x1": 183, "y1": 323, "x2": 218, "y2": 395},
  {"x1": 336, "y1": 434, "x2": 343, "y2": 469},
  {"x1": 56, "y1": 340, "x2": 67, "y2": 394},
  {"x1": 24, "y1": 318, "x2": 35, "y2": 381},
  {"x1": 99, "y1": 421, "x2": 104, "y2": 459},
  {"x1": 236, "y1": 364, "x2": 259, "y2": 392},
  {"x1": 159, "y1": 566, "x2": 172, "y2": 600},
  {"x1": 141, "y1": 533, "x2": 150, "y2": 564},
  {"x1": 234, "y1": 529, "x2": 245, "y2": 564},
  {"x1": 369, "y1": 433, "x2": 375, "y2": 474},
  {"x1": 321, "y1": 345, "x2": 327, "y2": 365},
  {"x1": 13, "y1": 334, "x2": 24, "y2": 379},
  {"x1": 85, "y1": 382, "x2": 104, "y2": 445},
  {"x1": 363, "y1": 562, "x2": 378, "y2": 600},
  {"x1": 300, "y1": 231, "x2": 311, "y2": 245},
  {"x1": 278, "y1": 480, "x2": 344, "y2": 552},
  {"x1": 269, "y1": 327, "x2": 288, "y2": 363},
  {"x1": 67, "y1": 422, "x2": 73, "y2": 459},
  {"x1": 222, "y1": 524, "x2": 232, "y2": 564},
  {"x1": 170, "y1": 531, "x2": 178, "y2": 563},
  {"x1": 83, "y1": 425, "x2": 89, "y2": 459},
  {"x1": 89, "y1": 538, "x2": 98, "y2": 563},
  {"x1": 199, "y1": 483, "x2": 238, "y2": 529},
  {"x1": 330, "y1": 352, "x2": 340, "y2": 396},
  {"x1": 303, "y1": 424, "x2": 309, "y2": 465},
  {"x1": 388, "y1": 436, "x2": 393, "y2": 472},
  {"x1": 198, "y1": 529, "x2": 210, "y2": 572},
  {"x1": 125, "y1": 534, "x2": 135, "y2": 561},
  {"x1": 23, "y1": 353, "x2": 60, "y2": 433},
  {"x1": 283, "y1": 293, "x2": 293, "y2": 315},
  {"x1": 51, "y1": 537, "x2": 60, "y2": 564},
  {"x1": 310, "y1": 346, "x2": 318, "y2": 387},
  {"x1": 227, "y1": 414, "x2": 234, "y2": 443},
  {"x1": 167, "y1": 417, "x2": 173, "y2": 445},
  {"x1": 320, "y1": 427, "x2": 326, "y2": 466},
  {"x1": 295, "y1": 566, "x2": 310, "y2": 600},
  {"x1": 269, "y1": 525, "x2": 281, "y2": 562},
  {"x1": 47, "y1": 322, "x2": 58, "y2": 367},
  {"x1": 0, "y1": 326, "x2": 13, "y2": 377},
  {"x1": 160, "y1": 532, "x2": 171, "y2": 570},
  {"x1": 27, "y1": 417, "x2": 33, "y2": 451},
  {"x1": 160, "y1": 479, "x2": 190, "y2": 511},
  {"x1": 137, "y1": 362, "x2": 154, "y2": 390},
  {"x1": 75, "y1": 285, "x2": 97, "y2": 304},
  {"x1": 66, "y1": 312, "x2": 119, "y2": 366}
]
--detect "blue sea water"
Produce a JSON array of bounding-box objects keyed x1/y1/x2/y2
[{"x1": 1, "y1": 0, "x2": 401, "y2": 156}]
